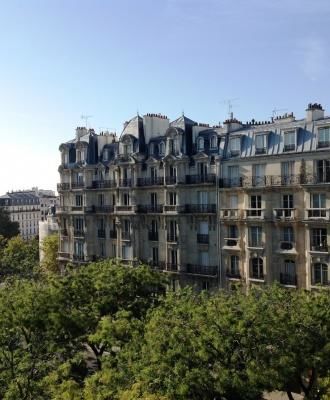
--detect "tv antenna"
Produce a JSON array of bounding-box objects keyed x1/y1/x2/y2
[
  {"x1": 271, "y1": 108, "x2": 287, "y2": 118},
  {"x1": 221, "y1": 98, "x2": 239, "y2": 119},
  {"x1": 81, "y1": 114, "x2": 93, "y2": 128}
]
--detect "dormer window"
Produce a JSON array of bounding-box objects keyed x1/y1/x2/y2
[
  {"x1": 229, "y1": 137, "x2": 240, "y2": 156},
  {"x1": 318, "y1": 127, "x2": 330, "y2": 148},
  {"x1": 283, "y1": 130, "x2": 296, "y2": 152},
  {"x1": 210, "y1": 135, "x2": 217, "y2": 149},
  {"x1": 197, "y1": 137, "x2": 204, "y2": 151},
  {"x1": 159, "y1": 142, "x2": 165, "y2": 155},
  {"x1": 255, "y1": 134, "x2": 267, "y2": 154}
]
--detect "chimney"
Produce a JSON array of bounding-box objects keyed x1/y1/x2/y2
[{"x1": 306, "y1": 103, "x2": 324, "y2": 122}]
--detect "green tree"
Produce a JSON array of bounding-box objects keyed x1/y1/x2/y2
[
  {"x1": 0, "y1": 208, "x2": 19, "y2": 239},
  {"x1": 41, "y1": 233, "x2": 60, "y2": 274}
]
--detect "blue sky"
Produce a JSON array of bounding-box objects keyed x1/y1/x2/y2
[{"x1": 0, "y1": 0, "x2": 329, "y2": 194}]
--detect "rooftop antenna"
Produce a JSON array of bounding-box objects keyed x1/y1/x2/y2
[
  {"x1": 81, "y1": 114, "x2": 93, "y2": 128},
  {"x1": 272, "y1": 108, "x2": 287, "y2": 118},
  {"x1": 221, "y1": 98, "x2": 239, "y2": 119}
]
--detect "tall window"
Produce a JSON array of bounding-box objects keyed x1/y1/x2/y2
[
  {"x1": 249, "y1": 195, "x2": 262, "y2": 216},
  {"x1": 317, "y1": 160, "x2": 330, "y2": 183},
  {"x1": 199, "y1": 251, "x2": 209, "y2": 266},
  {"x1": 281, "y1": 161, "x2": 295, "y2": 184},
  {"x1": 123, "y1": 193, "x2": 130, "y2": 206},
  {"x1": 150, "y1": 167, "x2": 157, "y2": 180},
  {"x1": 283, "y1": 226, "x2": 294, "y2": 242},
  {"x1": 98, "y1": 193, "x2": 104, "y2": 206},
  {"x1": 283, "y1": 130, "x2": 295, "y2": 152},
  {"x1": 310, "y1": 193, "x2": 326, "y2": 217},
  {"x1": 228, "y1": 225, "x2": 238, "y2": 238},
  {"x1": 151, "y1": 193, "x2": 157, "y2": 207},
  {"x1": 282, "y1": 194, "x2": 293, "y2": 209},
  {"x1": 318, "y1": 127, "x2": 330, "y2": 148},
  {"x1": 159, "y1": 142, "x2": 165, "y2": 155},
  {"x1": 252, "y1": 164, "x2": 265, "y2": 186},
  {"x1": 230, "y1": 255, "x2": 240, "y2": 276},
  {"x1": 229, "y1": 137, "x2": 240, "y2": 156},
  {"x1": 197, "y1": 191, "x2": 208, "y2": 205},
  {"x1": 197, "y1": 137, "x2": 204, "y2": 151},
  {"x1": 75, "y1": 195, "x2": 83, "y2": 207},
  {"x1": 210, "y1": 135, "x2": 217, "y2": 149},
  {"x1": 311, "y1": 228, "x2": 327, "y2": 251},
  {"x1": 228, "y1": 166, "x2": 239, "y2": 186},
  {"x1": 169, "y1": 192, "x2": 177, "y2": 205},
  {"x1": 152, "y1": 247, "x2": 159, "y2": 265},
  {"x1": 250, "y1": 258, "x2": 264, "y2": 279},
  {"x1": 281, "y1": 260, "x2": 296, "y2": 285},
  {"x1": 249, "y1": 226, "x2": 262, "y2": 247},
  {"x1": 255, "y1": 134, "x2": 267, "y2": 154},
  {"x1": 313, "y1": 263, "x2": 328, "y2": 285},
  {"x1": 74, "y1": 241, "x2": 84, "y2": 257},
  {"x1": 198, "y1": 162, "x2": 208, "y2": 176}
]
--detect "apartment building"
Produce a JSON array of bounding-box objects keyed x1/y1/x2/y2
[
  {"x1": 0, "y1": 189, "x2": 58, "y2": 240},
  {"x1": 57, "y1": 103, "x2": 330, "y2": 290}
]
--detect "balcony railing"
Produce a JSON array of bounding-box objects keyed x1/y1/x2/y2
[
  {"x1": 248, "y1": 241, "x2": 264, "y2": 249},
  {"x1": 109, "y1": 230, "x2": 117, "y2": 239},
  {"x1": 71, "y1": 206, "x2": 83, "y2": 211},
  {"x1": 73, "y1": 230, "x2": 85, "y2": 238},
  {"x1": 185, "y1": 264, "x2": 217, "y2": 276},
  {"x1": 184, "y1": 204, "x2": 216, "y2": 213},
  {"x1": 119, "y1": 178, "x2": 132, "y2": 187},
  {"x1": 116, "y1": 205, "x2": 134, "y2": 212},
  {"x1": 185, "y1": 174, "x2": 216, "y2": 184},
  {"x1": 224, "y1": 238, "x2": 239, "y2": 247},
  {"x1": 90, "y1": 180, "x2": 116, "y2": 189},
  {"x1": 58, "y1": 251, "x2": 70, "y2": 259},
  {"x1": 280, "y1": 241, "x2": 295, "y2": 250},
  {"x1": 136, "y1": 205, "x2": 164, "y2": 213},
  {"x1": 57, "y1": 182, "x2": 70, "y2": 191},
  {"x1": 148, "y1": 231, "x2": 159, "y2": 241},
  {"x1": 121, "y1": 231, "x2": 131, "y2": 240},
  {"x1": 165, "y1": 176, "x2": 177, "y2": 185},
  {"x1": 57, "y1": 206, "x2": 70, "y2": 213},
  {"x1": 305, "y1": 209, "x2": 330, "y2": 220},
  {"x1": 280, "y1": 273, "x2": 297, "y2": 286},
  {"x1": 219, "y1": 209, "x2": 240, "y2": 219},
  {"x1": 274, "y1": 208, "x2": 296, "y2": 220},
  {"x1": 197, "y1": 234, "x2": 209, "y2": 244},
  {"x1": 318, "y1": 141, "x2": 330, "y2": 149},
  {"x1": 95, "y1": 205, "x2": 115, "y2": 213},
  {"x1": 71, "y1": 182, "x2": 85, "y2": 189},
  {"x1": 226, "y1": 269, "x2": 241, "y2": 279},
  {"x1": 165, "y1": 263, "x2": 179, "y2": 272},
  {"x1": 98, "y1": 229, "x2": 106, "y2": 239},
  {"x1": 245, "y1": 209, "x2": 265, "y2": 219},
  {"x1": 73, "y1": 254, "x2": 85, "y2": 262},
  {"x1": 219, "y1": 174, "x2": 302, "y2": 188},
  {"x1": 167, "y1": 233, "x2": 178, "y2": 242},
  {"x1": 136, "y1": 177, "x2": 164, "y2": 186},
  {"x1": 310, "y1": 244, "x2": 328, "y2": 252}
]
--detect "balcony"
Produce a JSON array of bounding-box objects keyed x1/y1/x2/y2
[
  {"x1": 185, "y1": 174, "x2": 216, "y2": 184},
  {"x1": 274, "y1": 208, "x2": 296, "y2": 220},
  {"x1": 317, "y1": 141, "x2": 330, "y2": 149},
  {"x1": 163, "y1": 205, "x2": 185, "y2": 213},
  {"x1": 98, "y1": 229, "x2": 106, "y2": 239},
  {"x1": 90, "y1": 180, "x2": 116, "y2": 189},
  {"x1": 136, "y1": 177, "x2": 164, "y2": 186},
  {"x1": 219, "y1": 174, "x2": 302, "y2": 188},
  {"x1": 197, "y1": 234, "x2": 209, "y2": 244},
  {"x1": 184, "y1": 204, "x2": 216, "y2": 214},
  {"x1": 136, "y1": 205, "x2": 163, "y2": 214},
  {"x1": 73, "y1": 230, "x2": 85, "y2": 238},
  {"x1": 310, "y1": 244, "x2": 328, "y2": 253},
  {"x1": 244, "y1": 209, "x2": 265, "y2": 219},
  {"x1": 148, "y1": 231, "x2": 159, "y2": 241},
  {"x1": 248, "y1": 241, "x2": 264, "y2": 249},
  {"x1": 279, "y1": 241, "x2": 295, "y2": 251},
  {"x1": 71, "y1": 182, "x2": 85, "y2": 189},
  {"x1": 57, "y1": 182, "x2": 70, "y2": 191},
  {"x1": 219, "y1": 209, "x2": 240, "y2": 219},
  {"x1": 185, "y1": 264, "x2": 217, "y2": 276},
  {"x1": 165, "y1": 176, "x2": 177, "y2": 185},
  {"x1": 95, "y1": 205, "x2": 115, "y2": 213},
  {"x1": 280, "y1": 273, "x2": 297, "y2": 286},
  {"x1": 58, "y1": 251, "x2": 70, "y2": 259},
  {"x1": 167, "y1": 233, "x2": 178, "y2": 243},
  {"x1": 165, "y1": 263, "x2": 179, "y2": 272},
  {"x1": 73, "y1": 254, "x2": 85, "y2": 262},
  {"x1": 109, "y1": 230, "x2": 117, "y2": 239},
  {"x1": 223, "y1": 238, "x2": 239, "y2": 248},
  {"x1": 119, "y1": 178, "x2": 132, "y2": 187},
  {"x1": 71, "y1": 206, "x2": 83, "y2": 212},
  {"x1": 116, "y1": 205, "x2": 134, "y2": 212},
  {"x1": 226, "y1": 269, "x2": 241, "y2": 279},
  {"x1": 56, "y1": 206, "x2": 70, "y2": 214},
  {"x1": 121, "y1": 231, "x2": 131, "y2": 241},
  {"x1": 283, "y1": 144, "x2": 295, "y2": 152},
  {"x1": 305, "y1": 208, "x2": 330, "y2": 220}
]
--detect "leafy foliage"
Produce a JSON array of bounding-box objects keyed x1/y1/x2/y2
[{"x1": 0, "y1": 208, "x2": 19, "y2": 239}]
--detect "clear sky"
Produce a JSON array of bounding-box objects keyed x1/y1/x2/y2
[{"x1": 0, "y1": 0, "x2": 329, "y2": 195}]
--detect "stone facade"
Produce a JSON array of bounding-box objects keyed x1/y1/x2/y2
[{"x1": 57, "y1": 104, "x2": 330, "y2": 290}]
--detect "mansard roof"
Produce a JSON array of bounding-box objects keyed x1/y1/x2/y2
[{"x1": 170, "y1": 114, "x2": 196, "y2": 129}]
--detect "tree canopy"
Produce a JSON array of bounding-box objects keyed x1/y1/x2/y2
[{"x1": 0, "y1": 208, "x2": 19, "y2": 239}]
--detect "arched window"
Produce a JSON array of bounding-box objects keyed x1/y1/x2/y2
[
  {"x1": 210, "y1": 135, "x2": 217, "y2": 149},
  {"x1": 197, "y1": 137, "x2": 204, "y2": 151},
  {"x1": 313, "y1": 263, "x2": 328, "y2": 285},
  {"x1": 250, "y1": 257, "x2": 264, "y2": 279}
]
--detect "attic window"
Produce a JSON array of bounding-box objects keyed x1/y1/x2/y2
[
  {"x1": 229, "y1": 137, "x2": 240, "y2": 156},
  {"x1": 159, "y1": 142, "x2": 165, "y2": 155},
  {"x1": 255, "y1": 134, "x2": 267, "y2": 154},
  {"x1": 210, "y1": 135, "x2": 217, "y2": 149},
  {"x1": 103, "y1": 149, "x2": 109, "y2": 161},
  {"x1": 283, "y1": 131, "x2": 295, "y2": 152},
  {"x1": 318, "y1": 127, "x2": 330, "y2": 148},
  {"x1": 197, "y1": 137, "x2": 204, "y2": 151}
]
